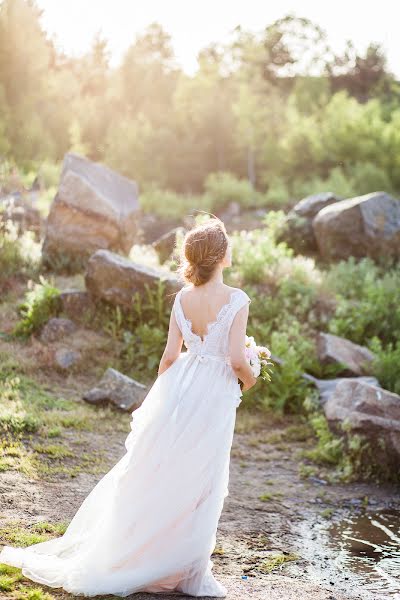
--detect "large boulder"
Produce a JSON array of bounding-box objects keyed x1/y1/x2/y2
[
  {"x1": 85, "y1": 249, "x2": 180, "y2": 309},
  {"x1": 279, "y1": 192, "x2": 342, "y2": 252},
  {"x1": 324, "y1": 379, "x2": 400, "y2": 467},
  {"x1": 313, "y1": 191, "x2": 400, "y2": 260},
  {"x1": 42, "y1": 153, "x2": 139, "y2": 267},
  {"x1": 316, "y1": 333, "x2": 375, "y2": 376},
  {"x1": 311, "y1": 376, "x2": 380, "y2": 405}
]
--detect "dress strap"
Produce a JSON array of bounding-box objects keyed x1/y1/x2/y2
[
  {"x1": 172, "y1": 288, "x2": 185, "y2": 333},
  {"x1": 224, "y1": 289, "x2": 251, "y2": 329}
]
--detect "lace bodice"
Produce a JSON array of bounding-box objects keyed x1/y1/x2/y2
[{"x1": 173, "y1": 287, "x2": 251, "y2": 359}]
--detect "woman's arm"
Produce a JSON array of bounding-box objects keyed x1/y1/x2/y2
[
  {"x1": 157, "y1": 307, "x2": 183, "y2": 376},
  {"x1": 228, "y1": 303, "x2": 257, "y2": 392}
]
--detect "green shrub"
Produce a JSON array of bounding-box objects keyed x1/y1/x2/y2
[
  {"x1": 369, "y1": 337, "x2": 400, "y2": 395},
  {"x1": 140, "y1": 184, "x2": 207, "y2": 220},
  {"x1": 263, "y1": 177, "x2": 291, "y2": 208},
  {"x1": 301, "y1": 397, "x2": 394, "y2": 482},
  {"x1": 349, "y1": 161, "x2": 394, "y2": 195},
  {"x1": 203, "y1": 171, "x2": 263, "y2": 211},
  {"x1": 231, "y1": 226, "x2": 293, "y2": 285},
  {"x1": 41, "y1": 251, "x2": 89, "y2": 275},
  {"x1": 325, "y1": 258, "x2": 400, "y2": 345},
  {"x1": 13, "y1": 276, "x2": 61, "y2": 337},
  {"x1": 291, "y1": 166, "x2": 356, "y2": 200},
  {"x1": 96, "y1": 281, "x2": 171, "y2": 381}
]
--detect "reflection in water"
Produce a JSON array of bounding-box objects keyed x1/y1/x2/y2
[
  {"x1": 328, "y1": 510, "x2": 400, "y2": 595},
  {"x1": 297, "y1": 508, "x2": 400, "y2": 600}
]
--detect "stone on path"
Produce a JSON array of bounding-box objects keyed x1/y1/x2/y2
[
  {"x1": 83, "y1": 368, "x2": 148, "y2": 411},
  {"x1": 40, "y1": 318, "x2": 77, "y2": 344},
  {"x1": 54, "y1": 348, "x2": 81, "y2": 370}
]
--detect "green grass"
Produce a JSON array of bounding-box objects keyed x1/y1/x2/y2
[
  {"x1": 259, "y1": 552, "x2": 299, "y2": 573},
  {"x1": 259, "y1": 491, "x2": 284, "y2": 502},
  {"x1": 0, "y1": 521, "x2": 68, "y2": 547},
  {"x1": 32, "y1": 444, "x2": 73, "y2": 459}
]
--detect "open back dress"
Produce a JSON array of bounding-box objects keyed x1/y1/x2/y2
[{"x1": 0, "y1": 286, "x2": 251, "y2": 597}]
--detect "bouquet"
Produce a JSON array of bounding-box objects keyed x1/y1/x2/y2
[{"x1": 239, "y1": 335, "x2": 274, "y2": 390}]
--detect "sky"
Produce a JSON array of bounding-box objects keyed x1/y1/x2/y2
[{"x1": 36, "y1": 0, "x2": 399, "y2": 77}]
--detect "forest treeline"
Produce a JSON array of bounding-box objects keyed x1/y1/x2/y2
[{"x1": 1, "y1": 0, "x2": 400, "y2": 203}]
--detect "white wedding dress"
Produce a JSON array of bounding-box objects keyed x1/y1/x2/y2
[{"x1": 0, "y1": 287, "x2": 251, "y2": 597}]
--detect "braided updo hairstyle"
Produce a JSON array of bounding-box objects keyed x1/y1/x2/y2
[{"x1": 178, "y1": 218, "x2": 229, "y2": 286}]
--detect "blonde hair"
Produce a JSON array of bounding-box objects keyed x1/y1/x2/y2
[{"x1": 177, "y1": 218, "x2": 228, "y2": 286}]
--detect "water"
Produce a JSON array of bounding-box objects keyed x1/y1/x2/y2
[{"x1": 298, "y1": 508, "x2": 400, "y2": 599}]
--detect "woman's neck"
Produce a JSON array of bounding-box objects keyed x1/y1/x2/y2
[{"x1": 204, "y1": 266, "x2": 224, "y2": 287}]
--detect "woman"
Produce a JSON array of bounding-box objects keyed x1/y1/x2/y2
[{"x1": 0, "y1": 217, "x2": 257, "y2": 597}]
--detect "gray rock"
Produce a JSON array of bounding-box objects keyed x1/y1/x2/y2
[
  {"x1": 40, "y1": 318, "x2": 77, "y2": 344},
  {"x1": 280, "y1": 192, "x2": 342, "y2": 252},
  {"x1": 313, "y1": 191, "x2": 400, "y2": 260},
  {"x1": 316, "y1": 333, "x2": 375, "y2": 376},
  {"x1": 54, "y1": 348, "x2": 81, "y2": 370},
  {"x1": 312, "y1": 376, "x2": 380, "y2": 406},
  {"x1": 42, "y1": 153, "x2": 139, "y2": 267},
  {"x1": 59, "y1": 289, "x2": 94, "y2": 320},
  {"x1": 152, "y1": 227, "x2": 185, "y2": 263},
  {"x1": 83, "y1": 368, "x2": 148, "y2": 411},
  {"x1": 324, "y1": 379, "x2": 400, "y2": 466},
  {"x1": 85, "y1": 249, "x2": 180, "y2": 309},
  {"x1": 293, "y1": 192, "x2": 343, "y2": 219}
]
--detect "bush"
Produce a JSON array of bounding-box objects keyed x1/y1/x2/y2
[
  {"x1": 140, "y1": 184, "x2": 208, "y2": 220},
  {"x1": 260, "y1": 327, "x2": 314, "y2": 413},
  {"x1": 230, "y1": 225, "x2": 293, "y2": 285},
  {"x1": 203, "y1": 171, "x2": 263, "y2": 211},
  {"x1": 291, "y1": 166, "x2": 356, "y2": 200},
  {"x1": 302, "y1": 397, "x2": 393, "y2": 482},
  {"x1": 96, "y1": 281, "x2": 171, "y2": 382},
  {"x1": 263, "y1": 176, "x2": 291, "y2": 208},
  {"x1": 369, "y1": 337, "x2": 400, "y2": 395},
  {"x1": 13, "y1": 276, "x2": 61, "y2": 337},
  {"x1": 325, "y1": 258, "x2": 400, "y2": 346},
  {"x1": 349, "y1": 161, "x2": 394, "y2": 195}
]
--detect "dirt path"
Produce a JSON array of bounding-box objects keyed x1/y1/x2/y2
[{"x1": 3, "y1": 400, "x2": 396, "y2": 600}]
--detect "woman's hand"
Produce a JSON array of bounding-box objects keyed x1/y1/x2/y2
[{"x1": 240, "y1": 375, "x2": 257, "y2": 392}]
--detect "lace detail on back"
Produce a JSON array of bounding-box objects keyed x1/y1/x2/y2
[
  {"x1": 173, "y1": 288, "x2": 251, "y2": 357},
  {"x1": 179, "y1": 289, "x2": 237, "y2": 343}
]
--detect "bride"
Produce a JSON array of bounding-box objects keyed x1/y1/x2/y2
[{"x1": 0, "y1": 217, "x2": 257, "y2": 597}]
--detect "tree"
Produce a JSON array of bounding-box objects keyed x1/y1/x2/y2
[
  {"x1": 326, "y1": 42, "x2": 392, "y2": 102},
  {"x1": 0, "y1": 0, "x2": 53, "y2": 161}
]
